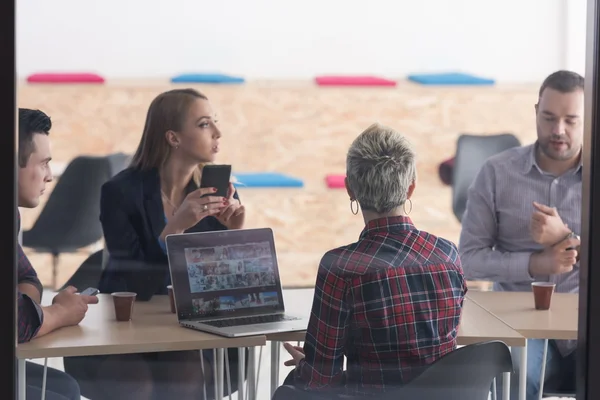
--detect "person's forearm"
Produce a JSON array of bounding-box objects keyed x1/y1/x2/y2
[
  {"x1": 18, "y1": 283, "x2": 41, "y2": 303},
  {"x1": 461, "y1": 247, "x2": 534, "y2": 283},
  {"x1": 34, "y1": 304, "x2": 67, "y2": 338}
]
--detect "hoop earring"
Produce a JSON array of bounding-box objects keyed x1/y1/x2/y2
[
  {"x1": 403, "y1": 199, "x2": 412, "y2": 215},
  {"x1": 350, "y1": 199, "x2": 359, "y2": 215}
]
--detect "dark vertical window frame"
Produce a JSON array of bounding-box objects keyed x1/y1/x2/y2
[
  {"x1": 578, "y1": 0, "x2": 600, "y2": 399},
  {"x1": 0, "y1": 0, "x2": 17, "y2": 398}
]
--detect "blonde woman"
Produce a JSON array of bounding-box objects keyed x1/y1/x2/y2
[{"x1": 64, "y1": 89, "x2": 246, "y2": 400}]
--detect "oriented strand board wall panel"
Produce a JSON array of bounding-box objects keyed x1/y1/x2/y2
[{"x1": 17, "y1": 81, "x2": 539, "y2": 288}]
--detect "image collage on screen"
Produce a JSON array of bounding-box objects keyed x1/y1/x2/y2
[{"x1": 184, "y1": 242, "x2": 279, "y2": 314}]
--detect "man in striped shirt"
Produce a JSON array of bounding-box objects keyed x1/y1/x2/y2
[{"x1": 459, "y1": 70, "x2": 583, "y2": 400}]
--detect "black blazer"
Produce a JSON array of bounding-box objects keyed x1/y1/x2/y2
[{"x1": 98, "y1": 167, "x2": 236, "y2": 301}]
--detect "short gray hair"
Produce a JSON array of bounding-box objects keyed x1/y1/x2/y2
[{"x1": 346, "y1": 123, "x2": 417, "y2": 214}]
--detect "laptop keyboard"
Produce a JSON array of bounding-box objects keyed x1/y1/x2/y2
[{"x1": 203, "y1": 314, "x2": 300, "y2": 328}]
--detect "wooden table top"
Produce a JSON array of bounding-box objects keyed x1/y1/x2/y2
[
  {"x1": 267, "y1": 289, "x2": 526, "y2": 347},
  {"x1": 467, "y1": 291, "x2": 579, "y2": 340},
  {"x1": 17, "y1": 294, "x2": 266, "y2": 359}
]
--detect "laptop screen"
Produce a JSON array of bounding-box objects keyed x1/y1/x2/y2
[{"x1": 166, "y1": 228, "x2": 285, "y2": 320}]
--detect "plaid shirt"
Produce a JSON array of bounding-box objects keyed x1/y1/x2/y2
[
  {"x1": 17, "y1": 210, "x2": 44, "y2": 343},
  {"x1": 296, "y1": 216, "x2": 467, "y2": 395}
]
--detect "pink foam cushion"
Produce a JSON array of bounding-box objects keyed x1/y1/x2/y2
[
  {"x1": 315, "y1": 75, "x2": 396, "y2": 87},
  {"x1": 26, "y1": 73, "x2": 105, "y2": 83},
  {"x1": 325, "y1": 174, "x2": 346, "y2": 189}
]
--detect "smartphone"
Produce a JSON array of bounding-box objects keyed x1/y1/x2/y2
[
  {"x1": 80, "y1": 287, "x2": 99, "y2": 296},
  {"x1": 200, "y1": 165, "x2": 232, "y2": 198}
]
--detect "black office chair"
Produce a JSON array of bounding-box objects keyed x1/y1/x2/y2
[
  {"x1": 452, "y1": 133, "x2": 521, "y2": 222},
  {"x1": 107, "y1": 152, "x2": 130, "y2": 176},
  {"x1": 272, "y1": 341, "x2": 513, "y2": 400},
  {"x1": 22, "y1": 154, "x2": 125, "y2": 289},
  {"x1": 390, "y1": 341, "x2": 513, "y2": 400},
  {"x1": 59, "y1": 249, "x2": 104, "y2": 291}
]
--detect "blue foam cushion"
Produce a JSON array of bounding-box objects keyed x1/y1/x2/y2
[
  {"x1": 234, "y1": 173, "x2": 304, "y2": 188},
  {"x1": 170, "y1": 73, "x2": 245, "y2": 84},
  {"x1": 407, "y1": 72, "x2": 495, "y2": 86}
]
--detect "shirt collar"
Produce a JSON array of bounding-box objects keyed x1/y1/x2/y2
[
  {"x1": 522, "y1": 142, "x2": 583, "y2": 175},
  {"x1": 359, "y1": 216, "x2": 415, "y2": 239}
]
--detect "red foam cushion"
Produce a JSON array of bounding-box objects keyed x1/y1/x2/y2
[
  {"x1": 315, "y1": 75, "x2": 396, "y2": 87},
  {"x1": 27, "y1": 73, "x2": 105, "y2": 83},
  {"x1": 325, "y1": 174, "x2": 346, "y2": 189}
]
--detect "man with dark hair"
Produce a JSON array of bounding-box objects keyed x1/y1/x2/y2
[
  {"x1": 459, "y1": 70, "x2": 583, "y2": 399},
  {"x1": 17, "y1": 108, "x2": 98, "y2": 399}
]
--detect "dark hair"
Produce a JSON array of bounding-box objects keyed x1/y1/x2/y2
[
  {"x1": 130, "y1": 88, "x2": 208, "y2": 170},
  {"x1": 18, "y1": 108, "x2": 52, "y2": 168},
  {"x1": 538, "y1": 70, "x2": 584, "y2": 98}
]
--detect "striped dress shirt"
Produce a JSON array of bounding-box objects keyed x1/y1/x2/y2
[{"x1": 459, "y1": 143, "x2": 581, "y2": 355}]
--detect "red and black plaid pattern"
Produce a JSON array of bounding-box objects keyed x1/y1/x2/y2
[
  {"x1": 296, "y1": 216, "x2": 467, "y2": 395},
  {"x1": 17, "y1": 211, "x2": 44, "y2": 343}
]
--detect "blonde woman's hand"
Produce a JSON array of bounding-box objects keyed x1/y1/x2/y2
[
  {"x1": 162, "y1": 187, "x2": 227, "y2": 238},
  {"x1": 216, "y1": 183, "x2": 245, "y2": 229}
]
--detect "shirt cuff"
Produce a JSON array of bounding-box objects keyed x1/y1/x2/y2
[
  {"x1": 20, "y1": 294, "x2": 44, "y2": 340},
  {"x1": 509, "y1": 252, "x2": 536, "y2": 282},
  {"x1": 19, "y1": 278, "x2": 43, "y2": 300}
]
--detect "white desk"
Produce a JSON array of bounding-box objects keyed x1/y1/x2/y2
[
  {"x1": 268, "y1": 289, "x2": 525, "y2": 400},
  {"x1": 17, "y1": 294, "x2": 265, "y2": 400}
]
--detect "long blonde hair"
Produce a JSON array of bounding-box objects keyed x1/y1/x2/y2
[
  {"x1": 130, "y1": 88, "x2": 208, "y2": 177},
  {"x1": 130, "y1": 89, "x2": 237, "y2": 185}
]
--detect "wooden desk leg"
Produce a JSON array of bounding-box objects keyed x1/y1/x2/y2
[
  {"x1": 41, "y1": 358, "x2": 48, "y2": 400},
  {"x1": 247, "y1": 347, "x2": 257, "y2": 400},
  {"x1": 224, "y1": 351, "x2": 232, "y2": 400},
  {"x1": 537, "y1": 340, "x2": 549, "y2": 400},
  {"x1": 216, "y1": 349, "x2": 225, "y2": 400},
  {"x1": 502, "y1": 371, "x2": 510, "y2": 400},
  {"x1": 18, "y1": 359, "x2": 26, "y2": 400},
  {"x1": 520, "y1": 343, "x2": 528, "y2": 400},
  {"x1": 511, "y1": 343, "x2": 528, "y2": 400},
  {"x1": 238, "y1": 348, "x2": 246, "y2": 400},
  {"x1": 255, "y1": 345, "x2": 264, "y2": 393},
  {"x1": 270, "y1": 341, "x2": 280, "y2": 397},
  {"x1": 200, "y1": 351, "x2": 208, "y2": 400}
]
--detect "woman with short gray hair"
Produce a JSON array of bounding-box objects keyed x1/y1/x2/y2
[
  {"x1": 346, "y1": 122, "x2": 418, "y2": 218},
  {"x1": 277, "y1": 123, "x2": 467, "y2": 397}
]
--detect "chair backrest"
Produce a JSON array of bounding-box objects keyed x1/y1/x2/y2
[
  {"x1": 387, "y1": 341, "x2": 513, "y2": 400},
  {"x1": 25, "y1": 155, "x2": 114, "y2": 251},
  {"x1": 107, "y1": 152, "x2": 130, "y2": 177},
  {"x1": 60, "y1": 249, "x2": 104, "y2": 291},
  {"x1": 452, "y1": 133, "x2": 521, "y2": 222}
]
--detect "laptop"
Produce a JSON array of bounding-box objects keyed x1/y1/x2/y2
[{"x1": 165, "y1": 228, "x2": 308, "y2": 338}]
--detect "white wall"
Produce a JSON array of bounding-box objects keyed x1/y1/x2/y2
[
  {"x1": 565, "y1": 0, "x2": 588, "y2": 76},
  {"x1": 16, "y1": 0, "x2": 585, "y2": 82}
]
